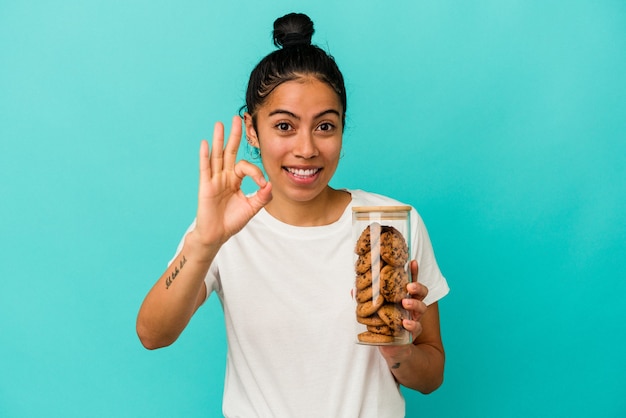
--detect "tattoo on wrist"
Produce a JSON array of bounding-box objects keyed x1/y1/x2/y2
[
  {"x1": 165, "y1": 255, "x2": 187, "y2": 289},
  {"x1": 391, "y1": 362, "x2": 401, "y2": 369}
]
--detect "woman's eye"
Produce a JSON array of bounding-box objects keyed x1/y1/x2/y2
[
  {"x1": 276, "y1": 122, "x2": 291, "y2": 131},
  {"x1": 318, "y1": 122, "x2": 334, "y2": 132}
]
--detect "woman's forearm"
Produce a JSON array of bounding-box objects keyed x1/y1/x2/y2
[
  {"x1": 384, "y1": 341, "x2": 445, "y2": 393},
  {"x1": 379, "y1": 302, "x2": 445, "y2": 393},
  {"x1": 135, "y1": 232, "x2": 218, "y2": 349}
]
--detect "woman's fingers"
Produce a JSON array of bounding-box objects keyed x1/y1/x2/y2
[
  {"x1": 403, "y1": 297, "x2": 427, "y2": 316},
  {"x1": 211, "y1": 121, "x2": 225, "y2": 172},
  {"x1": 402, "y1": 318, "x2": 423, "y2": 338},
  {"x1": 234, "y1": 160, "x2": 272, "y2": 208},
  {"x1": 408, "y1": 282, "x2": 428, "y2": 302},
  {"x1": 234, "y1": 160, "x2": 266, "y2": 186},
  {"x1": 404, "y1": 261, "x2": 428, "y2": 329},
  {"x1": 410, "y1": 260, "x2": 419, "y2": 282},
  {"x1": 199, "y1": 139, "x2": 210, "y2": 179},
  {"x1": 207, "y1": 116, "x2": 244, "y2": 175},
  {"x1": 402, "y1": 295, "x2": 427, "y2": 338},
  {"x1": 223, "y1": 116, "x2": 242, "y2": 169}
]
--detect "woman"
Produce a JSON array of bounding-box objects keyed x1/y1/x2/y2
[{"x1": 137, "y1": 12, "x2": 449, "y2": 417}]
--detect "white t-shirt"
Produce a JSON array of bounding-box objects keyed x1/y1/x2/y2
[{"x1": 175, "y1": 190, "x2": 449, "y2": 417}]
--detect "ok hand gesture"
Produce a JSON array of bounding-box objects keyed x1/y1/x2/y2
[{"x1": 189, "y1": 116, "x2": 272, "y2": 256}]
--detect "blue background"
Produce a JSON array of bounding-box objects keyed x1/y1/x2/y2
[{"x1": 1, "y1": 1, "x2": 625, "y2": 417}]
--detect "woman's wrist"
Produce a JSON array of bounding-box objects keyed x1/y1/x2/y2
[
  {"x1": 184, "y1": 230, "x2": 222, "y2": 264},
  {"x1": 380, "y1": 343, "x2": 414, "y2": 370}
]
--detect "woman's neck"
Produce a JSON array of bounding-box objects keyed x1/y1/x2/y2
[{"x1": 264, "y1": 188, "x2": 351, "y2": 226}]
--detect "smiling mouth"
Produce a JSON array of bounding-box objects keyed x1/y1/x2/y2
[{"x1": 285, "y1": 167, "x2": 321, "y2": 178}]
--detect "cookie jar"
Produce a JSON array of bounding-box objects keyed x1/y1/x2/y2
[{"x1": 352, "y1": 206, "x2": 412, "y2": 345}]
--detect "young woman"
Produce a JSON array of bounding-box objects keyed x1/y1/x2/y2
[{"x1": 137, "y1": 12, "x2": 449, "y2": 417}]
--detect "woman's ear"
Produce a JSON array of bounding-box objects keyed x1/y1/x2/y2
[{"x1": 243, "y1": 113, "x2": 260, "y2": 148}]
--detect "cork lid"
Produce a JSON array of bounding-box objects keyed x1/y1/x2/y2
[
  {"x1": 352, "y1": 205, "x2": 411, "y2": 213},
  {"x1": 352, "y1": 206, "x2": 411, "y2": 220}
]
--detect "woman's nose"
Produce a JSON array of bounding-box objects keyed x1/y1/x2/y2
[{"x1": 293, "y1": 132, "x2": 319, "y2": 159}]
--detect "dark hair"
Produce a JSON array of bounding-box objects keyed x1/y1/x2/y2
[{"x1": 243, "y1": 13, "x2": 347, "y2": 130}]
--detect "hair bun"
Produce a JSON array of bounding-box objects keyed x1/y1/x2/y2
[{"x1": 273, "y1": 12, "x2": 314, "y2": 48}]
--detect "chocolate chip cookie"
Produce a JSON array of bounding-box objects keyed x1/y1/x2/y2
[
  {"x1": 357, "y1": 331, "x2": 394, "y2": 344},
  {"x1": 356, "y1": 294, "x2": 385, "y2": 317},
  {"x1": 380, "y1": 228, "x2": 409, "y2": 267},
  {"x1": 380, "y1": 265, "x2": 409, "y2": 303},
  {"x1": 355, "y1": 252, "x2": 372, "y2": 274},
  {"x1": 378, "y1": 303, "x2": 405, "y2": 333},
  {"x1": 355, "y1": 222, "x2": 382, "y2": 255},
  {"x1": 355, "y1": 285, "x2": 374, "y2": 303},
  {"x1": 355, "y1": 270, "x2": 372, "y2": 291},
  {"x1": 356, "y1": 312, "x2": 386, "y2": 326}
]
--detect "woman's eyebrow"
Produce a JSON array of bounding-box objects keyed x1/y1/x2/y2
[
  {"x1": 268, "y1": 109, "x2": 298, "y2": 119},
  {"x1": 314, "y1": 109, "x2": 341, "y2": 119},
  {"x1": 267, "y1": 109, "x2": 341, "y2": 119}
]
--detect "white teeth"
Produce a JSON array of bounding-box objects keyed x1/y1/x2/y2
[{"x1": 288, "y1": 168, "x2": 319, "y2": 177}]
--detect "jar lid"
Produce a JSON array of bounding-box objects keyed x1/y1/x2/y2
[{"x1": 352, "y1": 205, "x2": 411, "y2": 213}]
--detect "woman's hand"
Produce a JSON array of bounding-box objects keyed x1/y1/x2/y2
[
  {"x1": 377, "y1": 260, "x2": 444, "y2": 393},
  {"x1": 378, "y1": 260, "x2": 429, "y2": 366},
  {"x1": 402, "y1": 260, "x2": 429, "y2": 338},
  {"x1": 188, "y1": 115, "x2": 272, "y2": 256}
]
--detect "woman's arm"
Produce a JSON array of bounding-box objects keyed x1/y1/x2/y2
[
  {"x1": 135, "y1": 233, "x2": 215, "y2": 350},
  {"x1": 378, "y1": 260, "x2": 445, "y2": 393},
  {"x1": 136, "y1": 116, "x2": 272, "y2": 350},
  {"x1": 379, "y1": 301, "x2": 445, "y2": 393}
]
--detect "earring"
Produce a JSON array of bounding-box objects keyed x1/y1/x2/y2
[{"x1": 245, "y1": 140, "x2": 261, "y2": 160}]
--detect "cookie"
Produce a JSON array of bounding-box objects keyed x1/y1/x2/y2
[
  {"x1": 358, "y1": 331, "x2": 394, "y2": 344},
  {"x1": 380, "y1": 265, "x2": 409, "y2": 303},
  {"x1": 355, "y1": 285, "x2": 374, "y2": 303},
  {"x1": 356, "y1": 312, "x2": 386, "y2": 326},
  {"x1": 380, "y1": 227, "x2": 409, "y2": 267},
  {"x1": 378, "y1": 303, "x2": 405, "y2": 333},
  {"x1": 356, "y1": 294, "x2": 385, "y2": 317},
  {"x1": 354, "y1": 222, "x2": 382, "y2": 255},
  {"x1": 367, "y1": 324, "x2": 393, "y2": 336},
  {"x1": 355, "y1": 271, "x2": 372, "y2": 290},
  {"x1": 355, "y1": 252, "x2": 372, "y2": 274}
]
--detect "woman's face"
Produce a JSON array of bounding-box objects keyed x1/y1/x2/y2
[{"x1": 245, "y1": 77, "x2": 344, "y2": 204}]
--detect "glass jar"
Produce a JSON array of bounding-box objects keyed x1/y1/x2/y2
[{"x1": 352, "y1": 206, "x2": 412, "y2": 345}]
